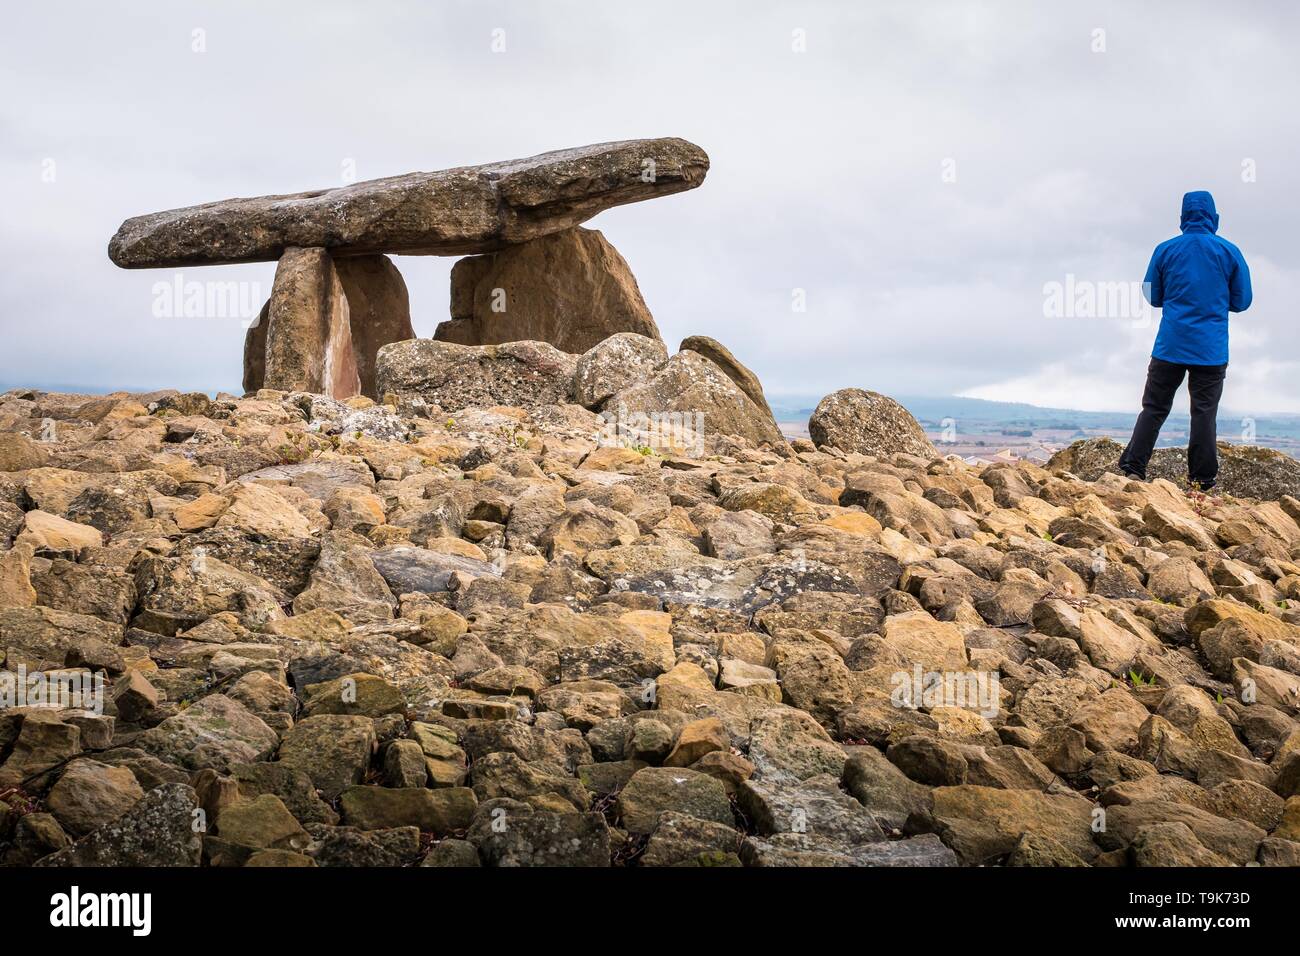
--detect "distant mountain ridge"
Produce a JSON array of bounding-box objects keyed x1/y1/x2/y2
[{"x1": 768, "y1": 392, "x2": 1300, "y2": 437}]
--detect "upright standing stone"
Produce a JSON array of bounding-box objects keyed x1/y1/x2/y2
[
  {"x1": 435, "y1": 227, "x2": 661, "y2": 354},
  {"x1": 245, "y1": 251, "x2": 413, "y2": 399},
  {"x1": 243, "y1": 248, "x2": 359, "y2": 399},
  {"x1": 242, "y1": 302, "x2": 271, "y2": 394},
  {"x1": 335, "y1": 256, "x2": 415, "y2": 399}
]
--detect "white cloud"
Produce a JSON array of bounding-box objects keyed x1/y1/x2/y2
[{"x1": 1, "y1": 0, "x2": 1297, "y2": 412}]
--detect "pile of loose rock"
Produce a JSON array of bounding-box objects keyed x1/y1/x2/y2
[{"x1": 2, "y1": 368, "x2": 1300, "y2": 869}]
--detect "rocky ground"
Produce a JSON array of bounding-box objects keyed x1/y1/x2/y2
[{"x1": 2, "y1": 370, "x2": 1300, "y2": 868}]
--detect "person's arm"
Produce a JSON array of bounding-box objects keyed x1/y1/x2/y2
[
  {"x1": 1143, "y1": 246, "x2": 1164, "y2": 308},
  {"x1": 1229, "y1": 247, "x2": 1252, "y2": 312}
]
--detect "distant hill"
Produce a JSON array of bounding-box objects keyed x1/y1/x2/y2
[{"x1": 768, "y1": 393, "x2": 1300, "y2": 449}]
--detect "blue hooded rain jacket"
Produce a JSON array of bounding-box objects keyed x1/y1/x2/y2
[{"x1": 1144, "y1": 190, "x2": 1251, "y2": 366}]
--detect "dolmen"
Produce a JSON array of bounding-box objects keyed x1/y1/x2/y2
[{"x1": 108, "y1": 138, "x2": 709, "y2": 399}]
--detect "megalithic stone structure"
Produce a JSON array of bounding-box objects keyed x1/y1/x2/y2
[{"x1": 108, "y1": 138, "x2": 709, "y2": 398}]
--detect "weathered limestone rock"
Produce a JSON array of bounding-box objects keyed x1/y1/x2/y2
[
  {"x1": 15, "y1": 510, "x2": 103, "y2": 554},
  {"x1": 0, "y1": 541, "x2": 37, "y2": 607},
  {"x1": 616, "y1": 766, "x2": 734, "y2": 834},
  {"x1": 571, "y1": 331, "x2": 668, "y2": 410},
  {"x1": 808, "y1": 388, "x2": 936, "y2": 459},
  {"x1": 45, "y1": 759, "x2": 146, "y2": 836},
  {"x1": 1096, "y1": 800, "x2": 1265, "y2": 865},
  {"x1": 926, "y1": 785, "x2": 1098, "y2": 865},
  {"x1": 109, "y1": 138, "x2": 709, "y2": 266},
  {"x1": 0, "y1": 713, "x2": 82, "y2": 789},
  {"x1": 376, "y1": 339, "x2": 577, "y2": 411},
  {"x1": 217, "y1": 482, "x2": 314, "y2": 539},
  {"x1": 739, "y1": 773, "x2": 885, "y2": 845},
  {"x1": 606, "y1": 349, "x2": 786, "y2": 453},
  {"x1": 339, "y1": 785, "x2": 477, "y2": 834},
  {"x1": 35, "y1": 784, "x2": 203, "y2": 867},
  {"x1": 216, "y1": 794, "x2": 310, "y2": 851},
  {"x1": 679, "y1": 335, "x2": 777, "y2": 425},
  {"x1": 246, "y1": 275, "x2": 414, "y2": 399},
  {"x1": 0, "y1": 433, "x2": 49, "y2": 471},
  {"x1": 277, "y1": 714, "x2": 378, "y2": 800},
  {"x1": 437, "y1": 227, "x2": 661, "y2": 353},
  {"x1": 1129, "y1": 821, "x2": 1231, "y2": 866},
  {"x1": 1048, "y1": 436, "x2": 1300, "y2": 499},
  {"x1": 842, "y1": 746, "x2": 932, "y2": 832},
  {"x1": 0, "y1": 605, "x2": 124, "y2": 672},
  {"x1": 470, "y1": 806, "x2": 611, "y2": 867},
  {"x1": 135, "y1": 694, "x2": 279, "y2": 773}
]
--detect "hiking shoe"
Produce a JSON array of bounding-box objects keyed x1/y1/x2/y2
[{"x1": 1120, "y1": 470, "x2": 1144, "y2": 482}]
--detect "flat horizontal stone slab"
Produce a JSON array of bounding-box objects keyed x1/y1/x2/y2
[{"x1": 109, "y1": 138, "x2": 708, "y2": 268}]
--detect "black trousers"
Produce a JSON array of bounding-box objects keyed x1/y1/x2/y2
[{"x1": 1118, "y1": 357, "x2": 1226, "y2": 487}]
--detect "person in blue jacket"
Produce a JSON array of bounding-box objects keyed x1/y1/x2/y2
[{"x1": 1118, "y1": 190, "x2": 1252, "y2": 490}]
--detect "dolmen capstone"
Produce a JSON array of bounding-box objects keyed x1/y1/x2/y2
[{"x1": 108, "y1": 138, "x2": 708, "y2": 398}]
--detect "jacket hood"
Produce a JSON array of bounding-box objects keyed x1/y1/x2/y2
[{"x1": 1181, "y1": 190, "x2": 1219, "y2": 234}]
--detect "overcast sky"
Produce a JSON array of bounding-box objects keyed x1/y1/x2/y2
[{"x1": 3, "y1": 0, "x2": 1298, "y2": 415}]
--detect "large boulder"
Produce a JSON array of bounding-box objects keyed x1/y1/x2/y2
[
  {"x1": 616, "y1": 767, "x2": 734, "y2": 834},
  {"x1": 109, "y1": 138, "x2": 709, "y2": 266},
  {"x1": 35, "y1": 784, "x2": 203, "y2": 867},
  {"x1": 0, "y1": 605, "x2": 123, "y2": 672},
  {"x1": 926, "y1": 785, "x2": 1098, "y2": 865},
  {"x1": 605, "y1": 349, "x2": 786, "y2": 453},
  {"x1": 679, "y1": 335, "x2": 777, "y2": 425},
  {"x1": 45, "y1": 759, "x2": 145, "y2": 837},
  {"x1": 16, "y1": 510, "x2": 103, "y2": 554},
  {"x1": 135, "y1": 695, "x2": 280, "y2": 773},
  {"x1": 573, "y1": 332, "x2": 669, "y2": 409},
  {"x1": 0, "y1": 433, "x2": 49, "y2": 471},
  {"x1": 808, "y1": 388, "x2": 936, "y2": 459},
  {"x1": 1044, "y1": 437, "x2": 1126, "y2": 481},
  {"x1": 436, "y1": 227, "x2": 661, "y2": 354},
  {"x1": 293, "y1": 530, "x2": 397, "y2": 624},
  {"x1": 1048, "y1": 437, "x2": 1300, "y2": 500},
  {"x1": 376, "y1": 339, "x2": 577, "y2": 411},
  {"x1": 277, "y1": 715, "x2": 378, "y2": 800}
]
